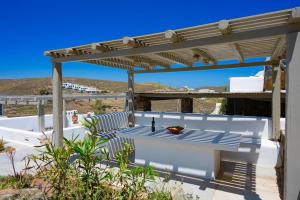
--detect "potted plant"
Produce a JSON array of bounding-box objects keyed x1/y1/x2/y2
[{"x1": 72, "y1": 111, "x2": 78, "y2": 124}]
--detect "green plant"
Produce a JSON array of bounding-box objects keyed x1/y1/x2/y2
[
  {"x1": 0, "y1": 151, "x2": 33, "y2": 190},
  {"x1": 0, "y1": 137, "x2": 6, "y2": 152},
  {"x1": 29, "y1": 120, "x2": 170, "y2": 199},
  {"x1": 114, "y1": 143, "x2": 156, "y2": 199},
  {"x1": 39, "y1": 88, "x2": 50, "y2": 95},
  {"x1": 91, "y1": 100, "x2": 111, "y2": 115},
  {"x1": 31, "y1": 135, "x2": 77, "y2": 198},
  {"x1": 219, "y1": 98, "x2": 227, "y2": 114},
  {"x1": 149, "y1": 190, "x2": 172, "y2": 200},
  {"x1": 80, "y1": 117, "x2": 99, "y2": 138}
]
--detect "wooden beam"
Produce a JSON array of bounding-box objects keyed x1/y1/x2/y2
[
  {"x1": 231, "y1": 43, "x2": 244, "y2": 63},
  {"x1": 88, "y1": 59, "x2": 132, "y2": 70},
  {"x1": 218, "y1": 20, "x2": 232, "y2": 35},
  {"x1": 165, "y1": 30, "x2": 184, "y2": 43},
  {"x1": 128, "y1": 55, "x2": 170, "y2": 69},
  {"x1": 288, "y1": 7, "x2": 300, "y2": 24},
  {"x1": 134, "y1": 61, "x2": 273, "y2": 74},
  {"x1": 123, "y1": 37, "x2": 172, "y2": 68},
  {"x1": 123, "y1": 36, "x2": 145, "y2": 47},
  {"x1": 192, "y1": 48, "x2": 217, "y2": 64},
  {"x1": 52, "y1": 24, "x2": 300, "y2": 63},
  {"x1": 127, "y1": 70, "x2": 135, "y2": 127},
  {"x1": 91, "y1": 43, "x2": 112, "y2": 52},
  {"x1": 218, "y1": 20, "x2": 244, "y2": 63},
  {"x1": 52, "y1": 62, "x2": 63, "y2": 147},
  {"x1": 272, "y1": 64, "x2": 281, "y2": 140},
  {"x1": 271, "y1": 37, "x2": 286, "y2": 61},
  {"x1": 156, "y1": 52, "x2": 193, "y2": 67}
]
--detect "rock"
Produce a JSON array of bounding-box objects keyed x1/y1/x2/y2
[{"x1": 0, "y1": 188, "x2": 45, "y2": 200}]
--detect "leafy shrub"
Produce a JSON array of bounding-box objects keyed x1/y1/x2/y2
[
  {"x1": 39, "y1": 88, "x2": 50, "y2": 95},
  {"x1": 0, "y1": 153, "x2": 33, "y2": 190},
  {"x1": 90, "y1": 100, "x2": 111, "y2": 115},
  {"x1": 0, "y1": 137, "x2": 6, "y2": 152},
  {"x1": 29, "y1": 118, "x2": 171, "y2": 199}
]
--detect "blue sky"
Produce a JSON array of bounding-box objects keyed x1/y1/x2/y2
[{"x1": 0, "y1": 0, "x2": 299, "y2": 88}]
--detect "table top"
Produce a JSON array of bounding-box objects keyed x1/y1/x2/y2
[{"x1": 117, "y1": 126, "x2": 241, "y2": 152}]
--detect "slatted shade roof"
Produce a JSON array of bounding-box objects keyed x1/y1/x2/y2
[{"x1": 45, "y1": 8, "x2": 300, "y2": 73}]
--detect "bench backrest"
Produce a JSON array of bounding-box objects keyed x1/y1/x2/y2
[
  {"x1": 92, "y1": 112, "x2": 129, "y2": 133},
  {"x1": 107, "y1": 137, "x2": 135, "y2": 160}
]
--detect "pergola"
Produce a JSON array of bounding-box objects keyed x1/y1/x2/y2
[{"x1": 45, "y1": 8, "x2": 300, "y2": 199}]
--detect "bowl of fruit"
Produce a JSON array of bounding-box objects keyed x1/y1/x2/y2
[{"x1": 166, "y1": 126, "x2": 184, "y2": 134}]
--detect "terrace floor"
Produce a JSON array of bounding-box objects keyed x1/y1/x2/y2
[{"x1": 155, "y1": 161, "x2": 281, "y2": 200}]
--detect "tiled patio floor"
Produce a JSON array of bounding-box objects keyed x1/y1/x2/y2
[{"x1": 158, "y1": 161, "x2": 281, "y2": 200}]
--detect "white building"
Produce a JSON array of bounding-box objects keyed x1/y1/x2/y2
[
  {"x1": 198, "y1": 88, "x2": 215, "y2": 93},
  {"x1": 86, "y1": 87, "x2": 99, "y2": 94},
  {"x1": 62, "y1": 82, "x2": 73, "y2": 89},
  {"x1": 179, "y1": 86, "x2": 195, "y2": 91},
  {"x1": 228, "y1": 70, "x2": 265, "y2": 92},
  {"x1": 62, "y1": 82, "x2": 100, "y2": 94}
]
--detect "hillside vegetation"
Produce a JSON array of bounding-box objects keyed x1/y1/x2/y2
[
  {"x1": 0, "y1": 78, "x2": 223, "y2": 117},
  {"x1": 0, "y1": 78, "x2": 169, "y2": 95}
]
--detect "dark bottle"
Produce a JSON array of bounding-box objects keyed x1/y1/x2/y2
[{"x1": 151, "y1": 117, "x2": 155, "y2": 132}]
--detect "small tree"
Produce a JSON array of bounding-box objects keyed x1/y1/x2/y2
[
  {"x1": 39, "y1": 88, "x2": 50, "y2": 95},
  {"x1": 90, "y1": 100, "x2": 111, "y2": 115}
]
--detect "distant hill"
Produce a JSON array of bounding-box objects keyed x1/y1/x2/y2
[
  {"x1": 196, "y1": 86, "x2": 226, "y2": 92},
  {"x1": 0, "y1": 78, "x2": 171, "y2": 95}
]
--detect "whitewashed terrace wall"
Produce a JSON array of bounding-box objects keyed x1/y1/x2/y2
[
  {"x1": 135, "y1": 111, "x2": 272, "y2": 139},
  {"x1": 0, "y1": 113, "x2": 87, "y2": 132}
]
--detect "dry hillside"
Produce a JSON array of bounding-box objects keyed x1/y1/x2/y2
[
  {"x1": 0, "y1": 78, "x2": 170, "y2": 95},
  {"x1": 0, "y1": 78, "x2": 223, "y2": 117}
]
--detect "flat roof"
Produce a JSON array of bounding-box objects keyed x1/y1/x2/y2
[{"x1": 45, "y1": 8, "x2": 300, "y2": 73}]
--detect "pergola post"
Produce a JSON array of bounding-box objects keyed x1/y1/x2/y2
[
  {"x1": 272, "y1": 64, "x2": 281, "y2": 140},
  {"x1": 127, "y1": 70, "x2": 135, "y2": 127},
  {"x1": 37, "y1": 100, "x2": 45, "y2": 132},
  {"x1": 285, "y1": 31, "x2": 300, "y2": 200},
  {"x1": 63, "y1": 99, "x2": 68, "y2": 128},
  {"x1": 52, "y1": 62, "x2": 63, "y2": 147}
]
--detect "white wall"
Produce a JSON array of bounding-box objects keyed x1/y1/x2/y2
[
  {"x1": 0, "y1": 114, "x2": 53, "y2": 132},
  {"x1": 0, "y1": 113, "x2": 87, "y2": 132},
  {"x1": 229, "y1": 76, "x2": 264, "y2": 92},
  {"x1": 135, "y1": 112, "x2": 272, "y2": 139}
]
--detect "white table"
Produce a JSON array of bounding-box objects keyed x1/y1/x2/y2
[{"x1": 117, "y1": 126, "x2": 241, "y2": 179}]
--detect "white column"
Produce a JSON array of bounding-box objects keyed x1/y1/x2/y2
[
  {"x1": 285, "y1": 31, "x2": 300, "y2": 200},
  {"x1": 52, "y1": 62, "x2": 63, "y2": 147},
  {"x1": 272, "y1": 64, "x2": 281, "y2": 140},
  {"x1": 37, "y1": 101, "x2": 45, "y2": 132},
  {"x1": 128, "y1": 70, "x2": 135, "y2": 127}
]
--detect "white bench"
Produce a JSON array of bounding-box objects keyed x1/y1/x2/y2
[{"x1": 92, "y1": 112, "x2": 133, "y2": 160}]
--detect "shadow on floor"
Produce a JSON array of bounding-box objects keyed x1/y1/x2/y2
[{"x1": 156, "y1": 161, "x2": 263, "y2": 200}]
